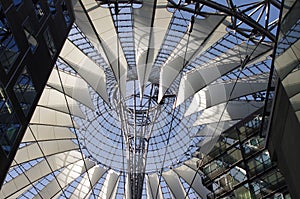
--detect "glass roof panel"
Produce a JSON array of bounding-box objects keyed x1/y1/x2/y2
[{"x1": 1, "y1": 0, "x2": 283, "y2": 198}]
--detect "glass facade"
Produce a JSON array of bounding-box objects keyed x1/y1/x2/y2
[
  {"x1": 47, "y1": 0, "x2": 57, "y2": 15},
  {"x1": 13, "y1": 0, "x2": 23, "y2": 8},
  {"x1": 23, "y1": 19, "x2": 38, "y2": 52},
  {"x1": 197, "y1": 110, "x2": 289, "y2": 199},
  {"x1": 13, "y1": 68, "x2": 37, "y2": 116},
  {"x1": 266, "y1": 1, "x2": 300, "y2": 198},
  {"x1": 0, "y1": 86, "x2": 21, "y2": 155},
  {"x1": 0, "y1": 0, "x2": 74, "y2": 188},
  {"x1": 0, "y1": 6, "x2": 19, "y2": 73},
  {"x1": 33, "y1": 0, "x2": 45, "y2": 20},
  {"x1": 61, "y1": 1, "x2": 71, "y2": 27},
  {"x1": 43, "y1": 27, "x2": 57, "y2": 58}
]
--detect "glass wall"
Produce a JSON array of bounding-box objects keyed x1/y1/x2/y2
[
  {"x1": 0, "y1": 5, "x2": 19, "y2": 73},
  {"x1": 61, "y1": 1, "x2": 71, "y2": 27},
  {"x1": 47, "y1": 0, "x2": 57, "y2": 15},
  {"x1": 44, "y1": 27, "x2": 57, "y2": 58},
  {"x1": 13, "y1": 0, "x2": 23, "y2": 8},
  {"x1": 274, "y1": 0, "x2": 300, "y2": 122},
  {"x1": 0, "y1": 0, "x2": 75, "y2": 186},
  {"x1": 13, "y1": 68, "x2": 37, "y2": 116},
  {"x1": 197, "y1": 111, "x2": 290, "y2": 199},
  {"x1": 0, "y1": 85, "x2": 21, "y2": 155},
  {"x1": 32, "y1": 0, "x2": 45, "y2": 20},
  {"x1": 23, "y1": 19, "x2": 38, "y2": 52}
]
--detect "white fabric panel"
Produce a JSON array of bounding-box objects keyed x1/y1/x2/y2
[
  {"x1": 176, "y1": 43, "x2": 269, "y2": 104},
  {"x1": 100, "y1": 36, "x2": 128, "y2": 98},
  {"x1": 38, "y1": 87, "x2": 85, "y2": 118},
  {"x1": 12, "y1": 140, "x2": 79, "y2": 166},
  {"x1": 247, "y1": 50, "x2": 272, "y2": 67},
  {"x1": 134, "y1": 1, "x2": 156, "y2": 96},
  {"x1": 174, "y1": 164, "x2": 210, "y2": 199},
  {"x1": 134, "y1": 0, "x2": 172, "y2": 95},
  {"x1": 86, "y1": 2, "x2": 127, "y2": 97},
  {"x1": 194, "y1": 101, "x2": 264, "y2": 126},
  {"x1": 22, "y1": 125, "x2": 76, "y2": 142},
  {"x1": 30, "y1": 106, "x2": 77, "y2": 128},
  {"x1": 207, "y1": 80, "x2": 267, "y2": 108},
  {"x1": 71, "y1": 0, "x2": 111, "y2": 67},
  {"x1": 196, "y1": 120, "x2": 239, "y2": 137},
  {"x1": 290, "y1": 93, "x2": 300, "y2": 112},
  {"x1": 99, "y1": 170, "x2": 119, "y2": 199},
  {"x1": 292, "y1": 94, "x2": 300, "y2": 122},
  {"x1": 69, "y1": 166, "x2": 107, "y2": 199},
  {"x1": 184, "y1": 80, "x2": 267, "y2": 116},
  {"x1": 195, "y1": 17, "x2": 229, "y2": 56},
  {"x1": 275, "y1": 34, "x2": 300, "y2": 79},
  {"x1": 184, "y1": 89, "x2": 207, "y2": 117},
  {"x1": 176, "y1": 63, "x2": 233, "y2": 107},
  {"x1": 176, "y1": 43, "x2": 270, "y2": 106},
  {"x1": 47, "y1": 69, "x2": 95, "y2": 110},
  {"x1": 71, "y1": 0, "x2": 102, "y2": 56},
  {"x1": 196, "y1": 120, "x2": 240, "y2": 154},
  {"x1": 164, "y1": 15, "x2": 225, "y2": 65},
  {"x1": 146, "y1": 173, "x2": 163, "y2": 199},
  {"x1": 296, "y1": 111, "x2": 300, "y2": 121},
  {"x1": 162, "y1": 170, "x2": 187, "y2": 199},
  {"x1": 136, "y1": 49, "x2": 155, "y2": 96},
  {"x1": 33, "y1": 159, "x2": 95, "y2": 199},
  {"x1": 158, "y1": 15, "x2": 225, "y2": 102},
  {"x1": 86, "y1": 3, "x2": 116, "y2": 39},
  {"x1": 282, "y1": 69, "x2": 300, "y2": 98},
  {"x1": 0, "y1": 185, "x2": 31, "y2": 199},
  {"x1": 159, "y1": 51, "x2": 194, "y2": 102},
  {"x1": 60, "y1": 40, "x2": 109, "y2": 104},
  {"x1": 1, "y1": 151, "x2": 82, "y2": 198},
  {"x1": 124, "y1": 173, "x2": 132, "y2": 199},
  {"x1": 184, "y1": 158, "x2": 201, "y2": 171},
  {"x1": 198, "y1": 136, "x2": 220, "y2": 155},
  {"x1": 280, "y1": 0, "x2": 300, "y2": 29},
  {"x1": 206, "y1": 79, "x2": 267, "y2": 106}
]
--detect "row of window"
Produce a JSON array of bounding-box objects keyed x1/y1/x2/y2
[
  {"x1": 0, "y1": 2, "x2": 68, "y2": 75},
  {"x1": 0, "y1": 6, "x2": 20, "y2": 73},
  {"x1": 0, "y1": 68, "x2": 37, "y2": 155},
  {"x1": 23, "y1": 18, "x2": 57, "y2": 58},
  {"x1": 1, "y1": 3, "x2": 40, "y2": 156},
  {"x1": 14, "y1": 0, "x2": 71, "y2": 24},
  {"x1": 0, "y1": 86, "x2": 21, "y2": 155},
  {"x1": 199, "y1": 112, "x2": 288, "y2": 198}
]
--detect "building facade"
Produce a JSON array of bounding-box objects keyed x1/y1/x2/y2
[
  {"x1": 0, "y1": 0, "x2": 299, "y2": 198},
  {"x1": 0, "y1": 0, "x2": 74, "y2": 186},
  {"x1": 267, "y1": 0, "x2": 300, "y2": 198}
]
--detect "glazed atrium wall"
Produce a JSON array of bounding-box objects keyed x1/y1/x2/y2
[{"x1": 0, "y1": 0, "x2": 74, "y2": 186}]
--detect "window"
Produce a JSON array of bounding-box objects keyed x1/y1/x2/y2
[
  {"x1": 47, "y1": 0, "x2": 57, "y2": 15},
  {"x1": 32, "y1": 0, "x2": 44, "y2": 20},
  {"x1": 44, "y1": 27, "x2": 57, "y2": 58},
  {"x1": 13, "y1": 67, "x2": 37, "y2": 116},
  {"x1": 0, "y1": 7, "x2": 20, "y2": 73},
  {"x1": 0, "y1": 85, "x2": 21, "y2": 155},
  {"x1": 23, "y1": 19, "x2": 38, "y2": 52},
  {"x1": 61, "y1": 1, "x2": 71, "y2": 26},
  {"x1": 13, "y1": 0, "x2": 23, "y2": 8}
]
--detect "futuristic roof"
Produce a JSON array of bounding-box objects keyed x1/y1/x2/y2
[{"x1": 1, "y1": 0, "x2": 282, "y2": 198}]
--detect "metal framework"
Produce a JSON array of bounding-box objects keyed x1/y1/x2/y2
[{"x1": 0, "y1": 0, "x2": 291, "y2": 199}]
